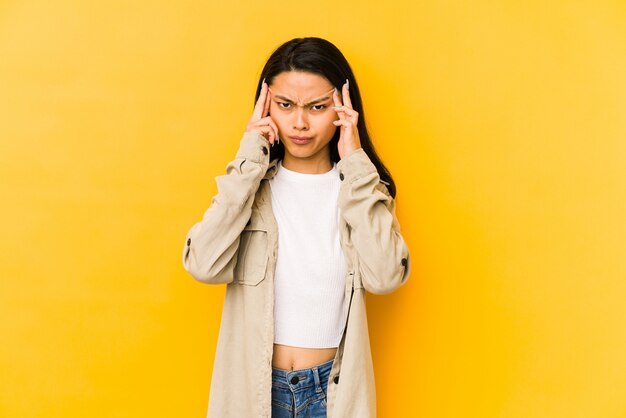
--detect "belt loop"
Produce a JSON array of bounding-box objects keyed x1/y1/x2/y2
[{"x1": 312, "y1": 366, "x2": 322, "y2": 393}]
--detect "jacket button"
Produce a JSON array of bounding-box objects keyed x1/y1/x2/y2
[
  {"x1": 333, "y1": 375, "x2": 339, "y2": 384},
  {"x1": 187, "y1": 238, "x2": 191, "y2": 246},
  {"x1": 262, "y1": 146, "x2": 268, "y2": 155},
  {"x1": 290, "y1": 376, "x2": 299, "y2": 385},
  {"x1": 339, "y1": 172, "x2": 344, "y2": 181},
  {"x1": 401, "y1": 257, "x2": 408, "y2": 267}
]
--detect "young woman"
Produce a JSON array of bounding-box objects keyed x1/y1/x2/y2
[{"x1": 182, "y1": 37, "x2": 410, "y2": 418}]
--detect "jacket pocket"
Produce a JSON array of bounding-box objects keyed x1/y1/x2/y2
[{"x1": 234, "y1": 222, "x2": 269, "y2": 286}]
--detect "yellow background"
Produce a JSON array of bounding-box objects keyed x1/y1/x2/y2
[{"x1": 1, "y1": 0, "x2": 625, "y2": 416}]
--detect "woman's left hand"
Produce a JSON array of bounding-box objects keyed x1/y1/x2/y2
[{"x1": 333, "y1": 80, "x2": 361, "y2": 159}]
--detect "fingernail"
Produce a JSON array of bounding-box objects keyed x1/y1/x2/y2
[
  {"x1": 334, "y1": 87, "x2": 339, "y2": 95},
  {"x1": 262, "y1": 77, "x2": 266, "y2": 85},
  {"x1": 345, "y1": 79, "x2": 349, "y2": 89}
]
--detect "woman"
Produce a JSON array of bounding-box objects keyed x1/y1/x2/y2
[{"x1": 182, "y1": 37, "x2": 410, "y2": 418}]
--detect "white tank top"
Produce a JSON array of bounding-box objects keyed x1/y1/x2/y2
[{"x1": 269, "y1": 159, "x2": 347, "y2": 348}]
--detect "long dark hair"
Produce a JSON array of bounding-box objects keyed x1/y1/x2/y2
[{"x1": 253, "y1": 37, "x2": 397, "y2": 198}]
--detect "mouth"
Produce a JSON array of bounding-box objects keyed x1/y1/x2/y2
[{"x1": 289, "y1": 135, "x2": 313, "y2": 145}]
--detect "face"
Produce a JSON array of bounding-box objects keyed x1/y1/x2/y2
[{"x1": 268, "y1": 71, "x2": 339, "y2": 172}]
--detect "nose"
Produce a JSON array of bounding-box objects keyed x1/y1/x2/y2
[{"x1": 292, "y1": 107, "x2": 309, "y2": 131}]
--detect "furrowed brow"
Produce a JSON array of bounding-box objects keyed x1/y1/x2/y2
[
  {"x1": 274, "y1": 95, "x2": 332, "y2": 106},
  {"x1": 272, "y1": 88, "x2": 335, "y2": 106}
]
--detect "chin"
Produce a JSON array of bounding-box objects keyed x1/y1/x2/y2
[{"x1": 287, "y1": 150, "x2": 314, "y2": 159}]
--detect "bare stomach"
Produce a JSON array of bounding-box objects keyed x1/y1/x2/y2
[{"x1": 272, "y1": 343, "x2": 337, "y2": 371}]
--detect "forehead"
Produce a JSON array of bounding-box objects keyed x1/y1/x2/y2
[{"x1": 270, "y1": 71, "x2": 333, "y2": 100}]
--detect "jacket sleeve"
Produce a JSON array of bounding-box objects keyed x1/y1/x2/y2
[
  {"x1": 182, "y1": 131, "x2": 270, "y2": 284},
  {"x1": 336, "y1": 148, "x2": 411, "y2": 295}
]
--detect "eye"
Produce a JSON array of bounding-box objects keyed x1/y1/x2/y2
[
  {"x1": 311, "y1": 104, "x2": 327, "y2": 111},
  {"x1": 277, "y1": 102, "x2": 291, "y2": 109}
]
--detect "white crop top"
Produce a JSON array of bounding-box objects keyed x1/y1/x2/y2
[{"x1": 269, "y1": 159, "x2": 347, "y2": 348}]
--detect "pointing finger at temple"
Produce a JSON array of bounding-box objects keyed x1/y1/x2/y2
[
  {"x1": 333, "y1": 87, "x2": 346, "y2": 122},
  {"x1": 263, "y1": 85, "x2": 271, "y2": 118},
  {"x1": 252, "y1": 80, "x2": 268, "y2": 121}
]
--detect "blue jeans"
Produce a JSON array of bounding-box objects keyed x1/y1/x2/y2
[{"x1": 271, "y1": 358, "x2": 333, "y2": 418}]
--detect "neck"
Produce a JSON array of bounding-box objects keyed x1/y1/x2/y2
[{"x1": 282, "y1": 153, "x2": 333, "y2": 174}]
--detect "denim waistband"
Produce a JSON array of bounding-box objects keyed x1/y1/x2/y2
[
  {"x1": 272, "y1": 358, "x2": 334, "y2": 373},
  {"x1": 272, "y1": 358, "x2": 334, "y2": 391}
]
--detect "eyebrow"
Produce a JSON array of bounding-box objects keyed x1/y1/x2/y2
[{"x1": 269, "y1": 88, "x2": 335, "y2": 106}]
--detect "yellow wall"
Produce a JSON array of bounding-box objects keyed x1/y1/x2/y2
[{"x1": 1, "y1": 1, "x2": 625, "y2": 416}]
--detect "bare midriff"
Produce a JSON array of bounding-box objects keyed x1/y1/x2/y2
[{"x1": 272, "y1": 343, "x2": 337, "y2": 371}]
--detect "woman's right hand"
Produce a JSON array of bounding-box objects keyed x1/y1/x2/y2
[{"x1": 245, "y1": 80, "x2": 279, "y2": 146}]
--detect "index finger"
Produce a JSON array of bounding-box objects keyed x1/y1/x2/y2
[
  {"x1": 333, "y1": 87, "x2": 343, "y2": 107},
  {"x1": 263, "y1": 86, "x2": 271, "y2": 117},
  {"x1": 252, "y1": 80, "x2": 268, "y2": 121}
]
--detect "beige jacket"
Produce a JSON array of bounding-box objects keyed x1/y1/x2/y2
[{"x1": 182, "y1": 131, "x2": 410, "y2": 417}]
